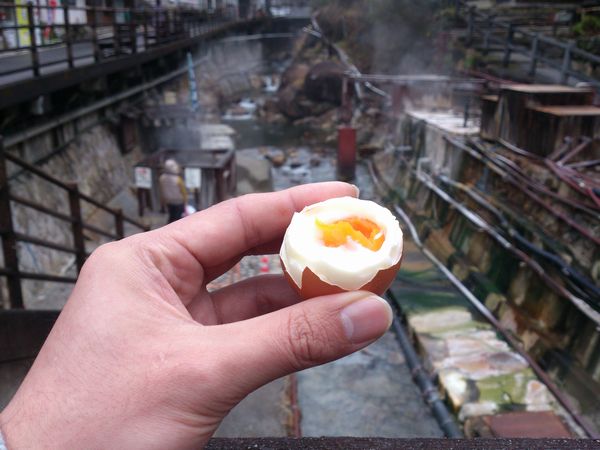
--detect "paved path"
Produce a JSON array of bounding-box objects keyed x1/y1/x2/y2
[{"x1": 213, "y1": 149, "x2": 442, "y2": 438}]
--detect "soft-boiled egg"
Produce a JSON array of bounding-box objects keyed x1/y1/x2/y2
[{"x1": 280, "y1": 196, "x2": 403, "y2": 299}]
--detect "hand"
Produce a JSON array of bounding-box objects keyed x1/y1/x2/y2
[{"x1": 0, "y1": 182, "x2": 393, "y2": 450}]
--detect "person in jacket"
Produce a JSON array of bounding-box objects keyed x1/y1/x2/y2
[{"x1": 159, "y1": 158, "x2": 187, "y2": 223}]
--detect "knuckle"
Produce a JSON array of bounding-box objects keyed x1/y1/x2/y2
[
  {"x1": 84, "y1": 241, "x2": 121, "y2": 267},
  {"x1": 283, "y1": 308, "x2": 333, "y2": 370}
]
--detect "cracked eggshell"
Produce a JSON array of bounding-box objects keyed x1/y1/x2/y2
[{"x1": 279, "y1": 197, "x2": 403, "y2": 299}]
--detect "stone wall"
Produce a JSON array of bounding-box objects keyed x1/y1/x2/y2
[
  {"x1": 379, "y1": 111, "x2": 600, "y2": 434},
  {"x1": 2, "y1": 109, "x2": 144, "y2": 309}
]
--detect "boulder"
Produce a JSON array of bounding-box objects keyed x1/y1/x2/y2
[
  {"x1": 236, "y1": 155, "x2": 273, "y2": 194},
  {"x1": 304, "y1": 61, "x2": 345, "y2": 105},
  {"x1": 280, "y1": 63, "x2": 310, "y2": 91},
  {"x1": 277, "y1": 86, "x2": 308, "y2": 120}
]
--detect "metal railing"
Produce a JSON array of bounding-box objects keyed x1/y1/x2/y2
[
  {"x1": 0, "y1": 2, "x2": 233, "y2": 81},
  {"x1": 465, "y1": 6, "x2": 600, "y2": 89},
  {"x1": 0, "y1": 137, "x2": 149, "y2": 309}
]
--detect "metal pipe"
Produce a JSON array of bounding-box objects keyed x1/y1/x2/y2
[
  {"x1": 417, "y1": 169, "x2": 600, "y2": 325},
  {"x1": 438, "y1": 174, "x2": 600, "y2": 302},
  {"x1": 369, "y1": 160, "x2": 599, "y2": 438},
  {"x1": 385, "y1": 299, "x2": 463, "y2": 439},
  {"x1": 451, "y1": 137, "x2": 600, "y2": 243}
]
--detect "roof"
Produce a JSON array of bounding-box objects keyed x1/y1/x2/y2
[
  {"x1": 528, "y1": 105, "x2": 600, "y2": 116},
  {"x1": 500, "y1": 84, "x2": 594, "y2": 94}
]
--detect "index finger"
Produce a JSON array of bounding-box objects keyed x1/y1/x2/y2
[{"x1": 162, "y1": 182, "x2": 358, "y2": 272}]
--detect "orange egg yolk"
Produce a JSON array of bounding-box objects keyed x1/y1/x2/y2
[{"x1": 316, "y1": 217, "x2": 384, "y2": 251}]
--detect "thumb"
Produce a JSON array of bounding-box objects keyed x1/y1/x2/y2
[{"x1": 213, "y1": 290, "x2": 393, "y2": 394}]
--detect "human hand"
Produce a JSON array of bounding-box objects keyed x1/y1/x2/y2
[{"x1": 0, "y1": 182, "x2": 393, "y2": 450}]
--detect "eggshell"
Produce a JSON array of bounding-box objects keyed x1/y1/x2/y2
[{"x1": 281, "y1": 255, "x2": 403, "y2": 299}]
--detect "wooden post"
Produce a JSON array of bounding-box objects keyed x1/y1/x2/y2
[
  {"x1": 129, "y1": 8, "x2": 137, "y2": 54},
  {"x1": 561, "y1": 42, "x2": 573, "y2": 84},
  {"x1": 91, "y1": 3, "x2": 101, "y2": 61},
  {"x1": 502, "y1": 23, "x2": 514, "y2": 67},
  {"x1": 114, "y1": 208, "x2": 124, "y2": 239},
  {"x1": 113, "y1": 8, "x2": 121, "y2": 55},
  {"x1": 0, "y1": 138, "x2": 24, "y2": 308},
  {"x1": 467, "y1": 7, "x2": 474, "y2": 45},
  {"x1": 154, "y1": 6, "x2": 162, "y2": 45},
  {"x1": 67, "y1": 183, "x2": 86, "y2": 273},
  {"x1": 27, "y1": 2, "x2": 40, "y2": 77},
  {"x1": 482, "y1": 16, "x2": 491, "y2": 55},
  {"x1": 137, "y1": 187, "x2": 145, "y2": 217},
  {"x1": 529, "y1": 34, "x2": 539, "y2": 77},
  {"x1": 143, "y1": 8, "x2": 149, "y2": 50},
  {"x1": 63, "y1": 4, "x2": 74, "y2": 68}
]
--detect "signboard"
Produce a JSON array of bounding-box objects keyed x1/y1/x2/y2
[
  {"x1": 134, "y1": 166, "x2": 152, "y2": 189},
  {"x1": 184, "y1": 167, "x2": 202, "y2": 189},
  {"x1": 15, "y1": 0, "x2": 31, "y2": 48}
]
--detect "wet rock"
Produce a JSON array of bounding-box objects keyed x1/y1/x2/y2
[
  {"x1": 280, "y1": 63, "x2": 310, "y2": 91},
  {"x1": 524, "y1": 380, "x2": 553, "y2": 411},
  {"x1": 309, "y1": 156, "x2": 321, "y2": 167},
  {"x1": 277, "y1": 86, "x2": 307, "y2": 119},
  {"x1": 304, "y1": 61, "x2": 345, "y2": 105},
  {"x1": 459, "y1": 401, "x2": 499, "y2": 421},
  {"x1": 265, "y1": 149, "x2": 286, "y2": 167},
  {"x1": 476, "y1": 369, "x2": 536, "y2": 405},
  {"x1": 236, "y1": 155, "x2": 273, "y2": 194},
  {"x1": 438, "y1": 370, "x2": 474, "y2": 410},
  {"x1": 408, "y1": 307, "x2": 474, "y2": 334}
]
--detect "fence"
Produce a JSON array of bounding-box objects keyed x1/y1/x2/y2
[
  {"x1": 0, "y1": 137, "x2": 149, "y2": 309},
  {"x1": 0, "y1": 1, "x2": 230, "y2": 81},
  {"x1": 465, "y1": 6, "x2": 600, "y2": 89}
]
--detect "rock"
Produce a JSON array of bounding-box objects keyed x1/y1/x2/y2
[
  {"x1": 236, "y1": 155, "x2": 273, "y2": 194},
  {"x1": 280, "y1": 63, "x2": 310, "y2": 91},
  {"x1": 408, "y1": 307, "x2": 474, "y2": 334},
  {"x1": 265, "y1": 149, "x2": 286, "y2": 167},
  {"x1": 459, "y1": 401, "x2": 499, "y2": 421},
  {"x1": 277, "y1": 86, "x2": 307, "y2": 120},
  {"x1": 524, "y1": 380, "x2": 553, "y2": 411},
  {"x1": 438, "y1": 370, "x2": 473, "y2": 410},
  {"x1": 304, "y1": 61, "x2": 346, "y2": 105}
]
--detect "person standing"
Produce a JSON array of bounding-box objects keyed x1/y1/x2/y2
[{"x1": 159, "y1": 159, "x2": 187, "y2": 223}]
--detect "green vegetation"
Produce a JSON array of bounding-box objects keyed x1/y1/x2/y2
[
  {"x1": 573, "y1": 15, "x2": 600, "y2": 37},
  {"x1": 573, "y1": 15, "x2": 600, "y2": 54}
]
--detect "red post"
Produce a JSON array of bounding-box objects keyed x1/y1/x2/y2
[{"x1": 337, "y1": 126, "x2": 356, "y2": 181}]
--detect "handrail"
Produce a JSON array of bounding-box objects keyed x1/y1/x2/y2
[
  {"x1": 0, "y1": 137, "x2": 149, "y2": 308},
  {"x1": 0, "y1": 1, "x2": 234, "y2": 80},
  {"x1": 464, "y1": 3, "x2": 600, "y2": 88}
]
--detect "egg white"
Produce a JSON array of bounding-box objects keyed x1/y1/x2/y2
[{"x1": 280, "y1": 196, "x2": 403, "y2": 291}]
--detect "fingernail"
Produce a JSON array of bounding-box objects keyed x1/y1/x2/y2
[
  {"x1": 340, "y1": 295, "x2": 393, "y2": 344},
  {"x1": 351, "y1": 184, "x2": 360, "y2": 197}
]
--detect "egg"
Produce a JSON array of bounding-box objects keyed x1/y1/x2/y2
[{"x1": 280, "y1": 196, "x2": 403, "y2": 299}]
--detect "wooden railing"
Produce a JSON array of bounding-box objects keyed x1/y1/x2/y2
[
  {"x1": 0, "y1": 137, "x2": 149, "y2": 309},
  {"x1": 464, "y1": 4, "x2": 600, "y2": 89},
  {"x1": 0, "y1": 1, "x2": 233, "y2": 81}
]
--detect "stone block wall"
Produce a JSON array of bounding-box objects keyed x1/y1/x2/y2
[{"x1": 3, "y1": 110, "x2": 143, "y2": 309}]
